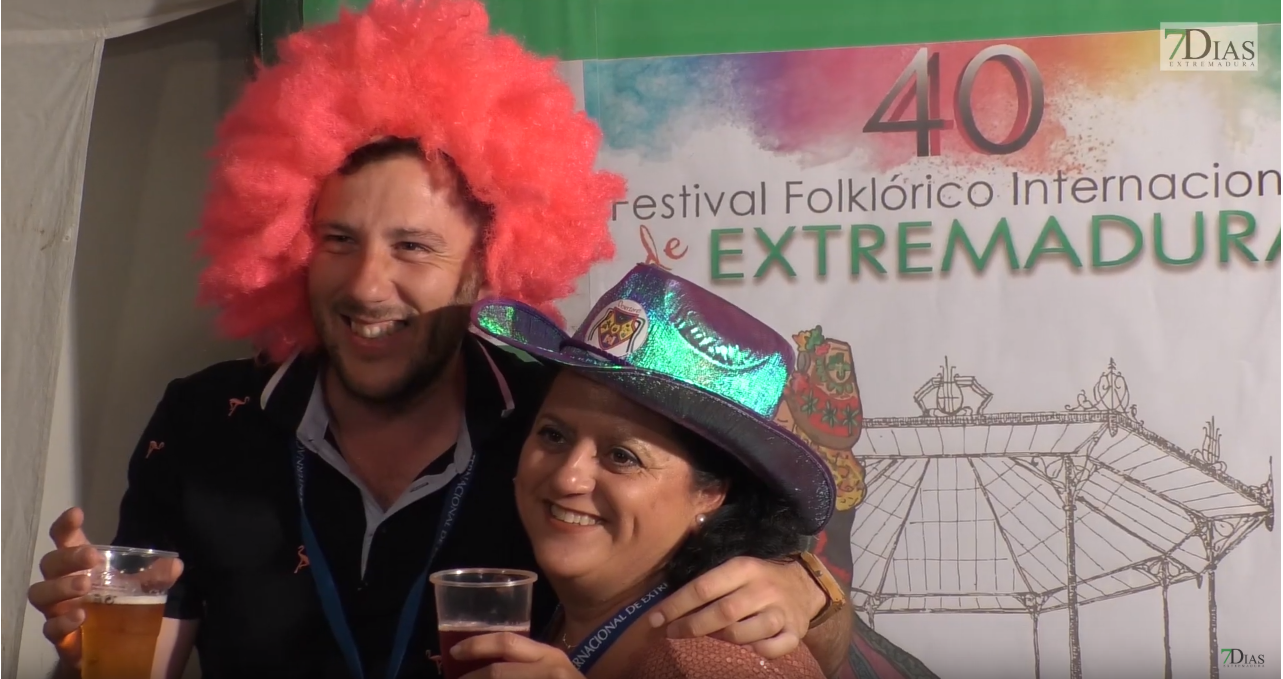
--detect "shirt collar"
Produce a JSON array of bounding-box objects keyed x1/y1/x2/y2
[{"x1": 258, "y1": 333, "x2": 518, "y2": 440}]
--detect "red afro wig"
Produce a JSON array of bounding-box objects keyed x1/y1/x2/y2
[{"x1": 195, "y1": 0, "x2": 625, "y2": 363}]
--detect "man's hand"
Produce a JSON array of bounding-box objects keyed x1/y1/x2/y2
[
  {"x1": 647, "y1": 556, "x2": 826, "y2": 659},
  {"x1": 27, "y1": 508, "x2": 99, "y2": 672},
  {"x1": 27, "y1": 507, "x2": 185, "y2": 674}
]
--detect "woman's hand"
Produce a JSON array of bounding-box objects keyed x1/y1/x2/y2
[{"x1": 450, "y1": 631, "x2": 586, "y2": 679}]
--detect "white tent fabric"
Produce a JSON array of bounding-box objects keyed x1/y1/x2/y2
[
  {"x1": 5, "y1": 1, "x2": 230, "y2": 38},
  {"x1": 2, "y1": 2, "x2": 234, "y2": 675}
]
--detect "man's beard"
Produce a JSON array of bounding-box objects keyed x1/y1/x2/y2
[{"x1": 314, "y1": 272, "x2": 481, "y2": 411}]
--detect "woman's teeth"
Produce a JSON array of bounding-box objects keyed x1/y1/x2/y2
[
  {"x1": 348, "y1": 319, "x2": 407, "y2": 339},
  {"x1": 550, "y1": 504, "x2": 602, "y2": 526}
]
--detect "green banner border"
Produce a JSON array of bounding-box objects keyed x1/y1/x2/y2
[
  {"x1": 484, "y1": 0, "x2": 1281, "y2": 60},
  {"x1": 263, "y1": 1, "x2": 1281, "y2": 63}
]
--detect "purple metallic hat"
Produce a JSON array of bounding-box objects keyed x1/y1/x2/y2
[{"x1": 471, "y1": 264, "x2": 836, "y2": 534}]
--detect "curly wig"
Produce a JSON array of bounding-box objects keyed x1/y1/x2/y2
[{"x1": 195, "y1": 0, "x2": 625, "y2": 362}]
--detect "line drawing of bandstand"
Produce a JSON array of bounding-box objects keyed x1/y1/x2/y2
[{"x1": 848, "y1": 358, "x2": 1275, "y2": 679}]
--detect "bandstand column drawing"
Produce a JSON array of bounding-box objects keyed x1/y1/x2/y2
[
  {"x1": 1205, "y1": 542, "x2": 1218, "y2": 679},
  {"x1": 1061, "y1": 454, "x2": 1082, "y2": 679},
  {"x1": 1161, "y1": 558, "x2": 1173, "y2": 679},
  {"x1": 845, "y1": 358, "x2": 1274, "y2": 679},
  {"x1": 1144, "y1": 556, "x2": 1176, "y2": 679},
  {"x1": 1029, "y1": 598, "x2": 1042, "y2": 679}
]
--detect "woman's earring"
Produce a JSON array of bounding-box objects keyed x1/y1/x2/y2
[{"x1": 695, "y1": 514, "x2": 706, "y2": 526}]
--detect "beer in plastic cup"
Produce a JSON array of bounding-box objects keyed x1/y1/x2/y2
[
  {"x1": 81, "y1": 546, "x2": 180, "y2": 679},
  {"x1": 430, "y1": 568, "x2": 537, "y2": 679}
]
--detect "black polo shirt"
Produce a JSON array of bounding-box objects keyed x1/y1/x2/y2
[{"x1": 112, "y1": 337, "x2": 558, "y2": 678}]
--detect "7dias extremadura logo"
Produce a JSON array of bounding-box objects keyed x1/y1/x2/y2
[
  {"x1": 1161, "y1": 23, "x2": 1258, "y2": 71},
  {"x1": 1221, "y1": 648, "x2": 1266, "y2": 669}
]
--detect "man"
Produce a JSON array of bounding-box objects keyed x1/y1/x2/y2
[{"x1": 27, "y1": 2, "x2": 852, "y2": 677}]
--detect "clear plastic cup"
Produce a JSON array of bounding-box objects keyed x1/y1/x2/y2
[
  {"x1": 430, "y1": 568, "x2": 538, "y2": 679},
  {"x1": 81, "y1": 545, "x2": 180, "y2": 679}
]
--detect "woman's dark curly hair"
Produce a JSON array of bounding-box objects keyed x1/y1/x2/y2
[{"x1": 663, "y1": 425, "x2": 810, "y2": 589}]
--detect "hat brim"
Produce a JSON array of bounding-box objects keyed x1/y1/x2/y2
[{"x1": 471, "y1": 298, "x2": 836, "y2": 534}]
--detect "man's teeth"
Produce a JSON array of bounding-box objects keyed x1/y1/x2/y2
[
  {"x1": 350, "y1": 319, "x2": 406, "y2": 339},
  {"x1": 550, "y1": 504, "x2": 602, "y2": 526}
]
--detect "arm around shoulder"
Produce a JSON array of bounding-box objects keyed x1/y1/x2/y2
[
  {"x1": 795, "y1": 551, "x2": 853, "y2": 679},
  {"x1": 802, "y1": 604, "x2": 853, "y2": 679}
]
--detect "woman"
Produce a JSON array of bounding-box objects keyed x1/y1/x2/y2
[{"x1": 451, "y1": 264, "x2": 837, "y2": 678}]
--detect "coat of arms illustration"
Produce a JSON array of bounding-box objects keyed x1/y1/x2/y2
[{"x1": 588, "y1": 300, "x2": 650, "y2": 356}]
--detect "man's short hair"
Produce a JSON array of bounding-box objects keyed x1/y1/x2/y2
[{"x1": 336, "y1": 137, "x2": 495, "y2": 229}]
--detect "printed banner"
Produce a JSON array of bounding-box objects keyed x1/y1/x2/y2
[{"x1": 579, "y1": 26, "x2": 1280, "y2": 679}]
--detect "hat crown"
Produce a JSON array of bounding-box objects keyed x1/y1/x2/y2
[
  {"x1": 575, "y1": 265, "x2": 792, "y2": 418},
  {"x1": 469, "y1": 263, "x2": 838, "y2": 533},
  {"x1": 672, "y1": 307, "x2": 761, "y2": 369}
]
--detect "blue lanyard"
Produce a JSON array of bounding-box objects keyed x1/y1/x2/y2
[
  {"x1": 291, "y1": 435, "x2": 477, "y2": 679},
  {"x1": 557, "y1": 583, "x2": 670, "y2": 674}
]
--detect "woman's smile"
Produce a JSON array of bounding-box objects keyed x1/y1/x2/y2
[{"x1": 547, "y1": 501, "x2": 605, "y2": 528}]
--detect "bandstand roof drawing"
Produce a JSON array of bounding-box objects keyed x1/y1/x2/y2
[{"x1": 847, "y1": 359, "x2": 1274, "y2": 632}]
